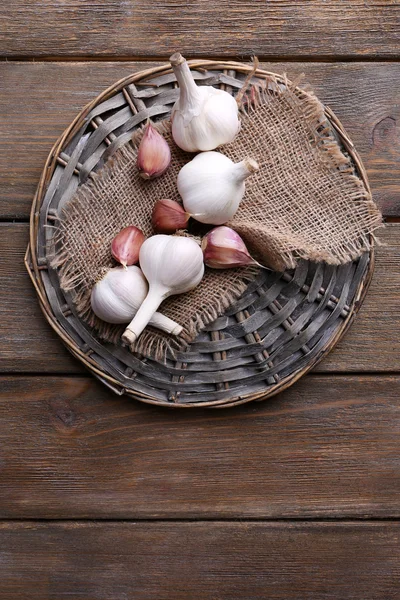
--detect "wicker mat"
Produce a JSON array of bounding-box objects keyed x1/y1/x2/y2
[{"x1": 51, "y1": 78, "x2": 382, "y2": 360}]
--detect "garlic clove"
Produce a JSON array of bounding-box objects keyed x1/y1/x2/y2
[
  {"x1": 177, "y1": 151, "x2": 259, "y2": 225},
  {"x1": 201, "y1": 226, "x2": 265, "y2": 269},
  {"x1": 152, "y1": 199, "x2": 190, "y2": 234},
  {"x1": 91, "y1": 265, "x2": 183, "y2": 335},
  {"x1": 137, "y1": 120, "x2": 171, "y2": 179},
  {"x1": 170, "y1": 52, "x2": 240, "y2": 152},
  {"x1": 111, "y1": 226, "x2": 145, "y2": 268}
]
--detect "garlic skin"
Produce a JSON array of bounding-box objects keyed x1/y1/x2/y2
[
  {"x1": 111, "y1": 226, "x2": 145, "y2": 268},
  {"x1": 202, "y1": 226, "x2": 260, "y2": 269},
  {"x1": 137, "y1": 121, "x2": 171, "y2": 179},
  {"x1": 177, "y1": 151, "x2": 259, "y2": 225},
  {"x1": 122, "y1": 235, "x2": 204, "y2": 344},
  {"x1": 170, "y1": 52, "x2": 240, "y2": 152},
  {"x1": 152, "y1": 199, "x2": 190, "y2": 234},
  {"x1": 91, "y1": 266, "x2": 182, "y2": 335}
]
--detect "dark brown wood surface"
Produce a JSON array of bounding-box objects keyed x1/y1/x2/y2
[
  {"x1": 2, "y1": 1, "x2": 400, "y2": 597},
  {"x1": 1, "y1": 224, "x2": 399, "y2": 374},
  {"x1": 1, "y1": 61, "x2": 400, "y2": 219},
  {"x1": 1, "y1": 521, "x2": 400, "y2": 600},
  {"x1": 1, "y1": 375, "x2": 400, "y2": 519},
  {"x1": 1, "y1": 1, "x2": 399, "y2": 59}
]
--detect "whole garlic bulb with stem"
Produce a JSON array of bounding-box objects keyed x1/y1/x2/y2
[
  {"x1": 202, "y1": 226, "x2": 270, "y2": 270},
  {"x1": 178, "y1": 151, "x2": 259, "y2": 225},
  {"x1": 122, "y1": 235, "x2": 204, "y2": 344},
  {"x1": 170, "y1": 52, "x2": 240, "y2": 152},
  {"x1": 91, "y1": 265, "x2": 182, "y2": 335}
]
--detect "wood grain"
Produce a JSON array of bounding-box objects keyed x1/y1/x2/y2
[
  {"x1": 1, "y1": 374, "x2": 400, "y2": 519},
  {"x1": 1, "y1": 1, "x2": 399, "y2": 59},
  {"x1": 1, "y1": 61, "x2": 400, "y2": 219},
  {"x1": 1, "y1": 223, "x2": 398, "y2": 374},
  {"x1": 1, "y1": 521, "x2": 400, "y2": 599},
  {"x1": 0, "y1": 224, "x2": 80, "y2": 372}
]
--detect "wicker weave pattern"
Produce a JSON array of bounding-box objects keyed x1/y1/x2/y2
[{"x1": 25, "y1": 60, "x2": 374, "y2": 408}]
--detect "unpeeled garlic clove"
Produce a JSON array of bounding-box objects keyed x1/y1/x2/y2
[
  {"x1": 137, "y1": 121, "x2": 171, "y2": 179},
  {"x1": 111, "y1": 226, "x2": 145, "y2": 268},
  {"x1": 152, "y1": 199, "x2": 190, "y2": 233},
  {"x1": 201, "y1": 226, "x2": 264, "y2": 269}
]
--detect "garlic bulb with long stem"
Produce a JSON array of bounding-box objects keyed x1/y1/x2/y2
[
  {"x1": 177, "y1": 151, "x2": 259, "y2": 225},
  {"x1": 91, "y1": 266, "x2": 182, "y2": 335},
  {"x1": 122, "y1": 235, "x2": 204, "y2": 344},
  {"x1": 170, "y1": 52, "x2": 240, "y2": 152}
]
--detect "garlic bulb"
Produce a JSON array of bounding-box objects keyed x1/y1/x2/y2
[
  {"x1": 152, "y1": 199, "x2": 190, "y2": 233},
  {"x1": 137, "y1": 120, "x2": 171, "y2": 179},
  {"x1": 202, "y1": 226, "x2": 267, "y2": 269},
  {"x1": 91, "y1": 266, "x2": 182, "y2": 335},
  {"x1": 111, "y1": 226, "x2": 145, "y2": 268},
  {"x1": 122, "y1": 235, "x2": 204, "y2": 344},
  {"x1": 170, "y1": 52, "x2": 240, "y2": 152},
  {"x1": 177, "y1": 151, "x2": 259, "y2": 225}
]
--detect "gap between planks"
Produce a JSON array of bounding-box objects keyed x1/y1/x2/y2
[
  {"x1": 1, "y1": 517, "x2": 400, "y2": 523},
  {"x1": 1, "y1": 372, "x2": 399, "y2": 378},
  {"x1": 2, "y1": 55, "x2": 400, "y2": 64}
]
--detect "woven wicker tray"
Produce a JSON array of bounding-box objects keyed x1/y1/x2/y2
[{"x1": 25, "y1": 60, "x2": 374, "y2": 408}]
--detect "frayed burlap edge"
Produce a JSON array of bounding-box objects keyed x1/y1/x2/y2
[{"x1": 233, "y1": 77, "x2": 383, "y2": 269}]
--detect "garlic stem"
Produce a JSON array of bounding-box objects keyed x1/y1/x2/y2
[
  {"x1": 170, "y1": 52, "x2": 202, "y2": 118},
  {"x1": 233, "y1": 158, "x2": 259, "y2": 182},
  {"x1": 122, "y1": 288, "x2": 167, "y2": 345},
  {"x1": 150, "y1": 311, "x2": 183, "y2": 336}
]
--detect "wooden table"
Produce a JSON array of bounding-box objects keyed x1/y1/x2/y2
[{"x1": 1, "y1": 3, "x2": 400, "y2": 598}]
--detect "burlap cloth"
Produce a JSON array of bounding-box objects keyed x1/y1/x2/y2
[{"x1": 51, "y1": 78, "x2": 382, "y2": 360}]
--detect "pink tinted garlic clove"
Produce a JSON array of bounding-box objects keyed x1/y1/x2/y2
[
  {"x1": 111, "y1": 226, "x2": 145, "y2": 268},
  {"x1": 137, "y1": 121, "x2": 171, "y2": 179},
  {"x1": 201, "y1": 226, "x2": 264, "y2": 269},
  {"x1": 152, "y1": 199, "x2": 190, "y2": 234}
]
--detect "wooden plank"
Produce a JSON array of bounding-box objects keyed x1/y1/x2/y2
[
  {"x1": 1, "y1": 223, "x2": 398, "y2": 374},
  {"x1": 0, "y1": 224, "x2": 81, "y2": 372},
  {"x1": 0, "y1": 374, "x2": 399, "y2": 519},
  {"x1": 1, "y1": 1, "x2": 399, "y2": 59},
  {"x1": 1, "y1": 61, "x2": 399, "y2": 219},
  {"x1": 0, "y1": 522, "x2": 399, "y2": 599},
  {"x1": 315, "y1": 222, "x2": 400, "y2": 372}
]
